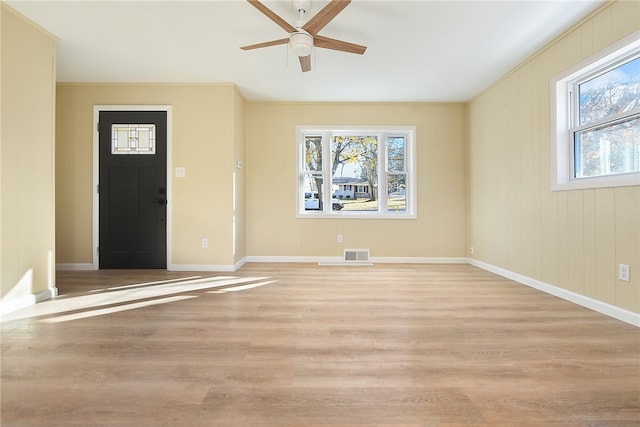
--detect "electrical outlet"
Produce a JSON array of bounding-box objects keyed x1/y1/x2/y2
[
  {"x1": 202, "y1": 238, "x2": 208, "y2": 248},
  {"x1": 469, "y1": 246, "x2": 474, "y2": 255},
  {"x1": 175, "y1": 167, "x2": 186, "y2": 178},
  {"x1": 618, "y1": 264, "x2": 630, "y2": 282},
  {"x1": 337, "y1": 234, "x2": 343, "y2": 243}
]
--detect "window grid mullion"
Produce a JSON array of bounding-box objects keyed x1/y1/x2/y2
[
  {"x1": 324, "y1": 133, "x2": 332, "y2": 213},
  {"x1": 571, "y1": 110, "x2": 640, "y2": 134},
  {"x1": 379, "y1": 132, "x2": 387, "y2": 214}
]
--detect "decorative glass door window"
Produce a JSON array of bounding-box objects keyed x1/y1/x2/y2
[{"x1": 111, "y1": 124, "x2": 156, "y2": 154}]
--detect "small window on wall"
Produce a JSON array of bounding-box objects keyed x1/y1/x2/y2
[
  {"x1": 297, "y1": 126, "x2": 416, "y2": 218},
  {"x1": 551, "y1": 31, "x2": 640, "y2": 190}
]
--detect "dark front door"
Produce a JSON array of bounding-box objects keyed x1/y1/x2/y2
[{"x1": 99, "y1": 110, "x2": 167, "y2": 269}]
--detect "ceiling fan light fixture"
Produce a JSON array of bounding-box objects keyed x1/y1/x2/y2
[{"x1": 289, "y1": 31, "x2": 313, "y2": 57}]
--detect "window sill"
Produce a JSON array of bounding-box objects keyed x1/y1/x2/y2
[
  {"x1": 297, "y1": 211, "x2": 417, "y2": 220},
  {"x1": 551, "y1": 172, "x2": 640, "y2": 191}
]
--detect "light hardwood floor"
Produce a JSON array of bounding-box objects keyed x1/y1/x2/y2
[{"x1": 1, "y1": 263, "x2": 639, "y2": 426}]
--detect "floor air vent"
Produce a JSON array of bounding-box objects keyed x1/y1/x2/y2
[{"x1": 344, "y1": 249, "x2": 371, "y2": 264}]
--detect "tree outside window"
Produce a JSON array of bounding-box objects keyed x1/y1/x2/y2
[
  {"x1": 298, "y1": 126, "x2": 416, "y2": 218},
  {"x1": 574, "y1": 56, "x2": 640, "y2": 178}
]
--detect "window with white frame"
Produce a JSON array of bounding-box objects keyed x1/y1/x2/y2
[
  {"x1": 551, "y1": 31, "x2": 640, "y2": 190},
  {"x1": 297, "y1": 126, "x2": 416, "y2": 218}
]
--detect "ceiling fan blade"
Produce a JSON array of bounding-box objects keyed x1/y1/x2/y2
[
  {"x1": 303, "y1": 0, "x2": 351, "y2": 36},
  {"x1": 241, "y1": 38, "x2": 289, "y2": 50},
  {"x1": 247, "y1": 0, "x2": 296, "y2": 34},
  {"x1": 299, "y1": 55, "x2": 311, "y2": 72},
  {"x1": 314, "y1": 35, "x2": 367, "y2": 55}
]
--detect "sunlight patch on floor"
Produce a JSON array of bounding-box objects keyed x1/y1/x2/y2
[
  {"x1": 42, "y1": 295, "x2": 197, "y2": 323},
  {"x1": 207, "y1": 280, "x2": 278, "y2": 294},
  {"x1": 2, "y1": 276, "x2": 275, "y2": 323},
  {"x1": 88, "y1": 275, "x2": 207, "y2": 292}
]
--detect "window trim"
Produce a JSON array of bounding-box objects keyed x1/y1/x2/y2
[
  {"x1": 296, "y1": 125, "x2": 417, "y2": 219},
  {"x1": 550, "y1": 30, "x2": 640, "y2": 191}
]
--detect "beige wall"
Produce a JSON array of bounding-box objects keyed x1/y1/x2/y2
[
  {"x1": 1, "y1": 4, "x2": 57, "y2": 311},
  {"x1": 57, "y1": 88, "x2": 467, "y2": 265},
  {"x1": 468, "y1": 0, "x2": 640, "y2": 314},
  {"x1": 55, "y1": 83, "x2": 246, "y2": 268},
  {"x1": 245, "y1": 102, "x2": 468, "y2": 258}
]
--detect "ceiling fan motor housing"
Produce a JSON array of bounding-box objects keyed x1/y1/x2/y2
[{"x1": 290, "y1": 30, "x2": 313, "y2": 57}]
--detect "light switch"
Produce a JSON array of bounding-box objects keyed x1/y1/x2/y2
[{"x1": 619, "y1": 264, "x2": 630, "y2": 282}]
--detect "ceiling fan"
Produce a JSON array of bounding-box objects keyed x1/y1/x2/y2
[{"x1": 241, "y1": 0, "x2": 367, "y2": 72}]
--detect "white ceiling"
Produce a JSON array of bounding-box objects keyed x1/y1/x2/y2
[{"x1": 8, "y1": 0, "x2": 606, "y2": 102}]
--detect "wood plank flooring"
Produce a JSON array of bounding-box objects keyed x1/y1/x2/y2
[{"x1": 1, "y1": 263, "x2": 639, "y2": 426}]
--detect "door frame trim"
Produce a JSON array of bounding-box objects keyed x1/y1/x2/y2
[{"x1": 92, "y1": 105, "x2": 173, "y2": 270}]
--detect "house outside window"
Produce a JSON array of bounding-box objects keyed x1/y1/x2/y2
[
  {"x1": 551, "y1": 31, "x2": 640, "y2": 190},
  {"x1": 297, "y1": 125, "x2": 416, "y2": 218}
]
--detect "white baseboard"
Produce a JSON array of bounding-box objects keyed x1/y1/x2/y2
[
  {"x1": 469, "y1": 258, "x2": 640, "y2": 327},
  {"x1": 246, "y1": 256, "x2": 469, "y2": 265},
  {"x1": 234, "y1": 257, "x2": 248, "y2": 270},
  {"x1": 246, "y1": 256, "x2": 336, "y2": 264},
  {"x1": 56, "y1": 263, "x2": 96, "y2": 271},
  {"x1": 0, "y1": 287, "x2": 58, "y2": 318},
  {"x1": 168, "y1": 257, "x2": 247, "y2": 272}
]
